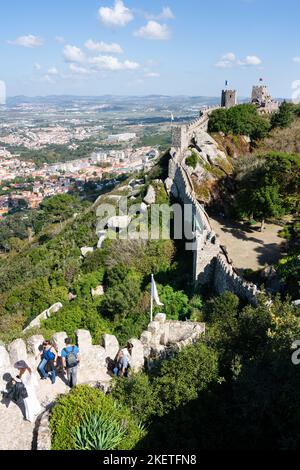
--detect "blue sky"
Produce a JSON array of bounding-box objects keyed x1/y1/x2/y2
[{"x1": 1, "y1": 0, "x2": 300, "y2": 97}]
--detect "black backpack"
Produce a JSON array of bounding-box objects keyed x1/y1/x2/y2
[{"x1": 6, "y1": 382, "x2": 28, "y2": 403}]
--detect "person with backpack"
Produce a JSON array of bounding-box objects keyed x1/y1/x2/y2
[
  {"x1": 61, "y1": 338, "x2": 80, "y2": 388},
  {"x1": 38, "y1": 340, "x2": 58, "y2": 384},
  {"x1": 14, "y1": 360, "x2": 42, "y2": 423}
]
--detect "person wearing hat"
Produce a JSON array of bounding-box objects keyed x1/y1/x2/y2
[{"x1": 15, "y1": 360, "x2": 42, "y2": 423}]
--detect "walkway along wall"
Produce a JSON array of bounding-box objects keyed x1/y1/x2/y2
[
  {"x1": 167, "y1": 116, "x2": 258, "y2": 305},
  {"x1": 0, "y1": 314, "x2": 205, "y2": 392}
]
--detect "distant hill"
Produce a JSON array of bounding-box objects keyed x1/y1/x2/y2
[{"x1": 6, "y1": 94, "x2": 221, "y2": 108}]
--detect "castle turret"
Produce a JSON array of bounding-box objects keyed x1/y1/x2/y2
[
  {"x1": 221, "y1": 89, "x2": 237, "y2": 108},
  {"x1": 251, "y1": 83, "x2": 279, "y2": 114},
  {"x1": 251, "y1": 85, "x2": 270, "y2": 106}
]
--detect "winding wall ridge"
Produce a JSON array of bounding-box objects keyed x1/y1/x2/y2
[{"x1": 168, "y1": 111, "x2": 258, "y2": 305}]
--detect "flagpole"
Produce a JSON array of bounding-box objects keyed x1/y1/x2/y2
[{"x1": 150, "y1": 274, "x2": 153, "y2": 322}]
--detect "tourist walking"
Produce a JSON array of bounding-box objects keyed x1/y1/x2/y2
[
  {"x1": 38, "y1": 340, "x2": 58, "y2": 384},
  {"x1": 61, "y1": 338, "x2": 80, "y2": 388},
  {"x1": 15, "y1": 360, "x2": 42, "y2": 423}
]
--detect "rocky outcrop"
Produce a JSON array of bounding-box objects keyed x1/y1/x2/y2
[
  {"x1": 80, "y1": 247, "x2": 94, "y2": 258},
  {"x1": 143, "y1": 185, "x2": 156, "y2": 205},
  {"x1": 106, "y1": 215, "x2": 132, "y2": 230},
  {"x1": 91, "y1": 285, "x2": 104, "y2": 297}
]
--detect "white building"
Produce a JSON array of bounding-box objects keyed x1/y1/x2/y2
[{"x1": 107, "y1": 133, "x2": 136, "y2": 143}]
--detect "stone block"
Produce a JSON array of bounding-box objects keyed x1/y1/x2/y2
[
  {"x1": 51, "y1": 332, "x2": 68, "y2": 357},
  {"x1": 154, "y1": 313, "x2": 166, "y2": 323},
  {"x1": 160, "y1": 324, "x2": 170, "y2": 346},
  {"x1": 76, "y1": 330, "x2": 93, "y2": 350},
  {"x1": 0, "y1": 345, "x2": 10, "y2": 370},
  {"x1": 81, "y1": 247, "x2": 94, "y2": 258},
  {"x1": 147, "y1": 321, "x2": 160, "y2": 335},
  {"x1": 128, "y1": 338, "x2": 144, "y2": 372},
  {"x1": 91, "y1": 285, "x2": 104, "y2": 297},
  {"x1": 107, "y1": 216, "x2": 132, "y2": 230},
  {"x1": 48, "y1": 303, "x2": 63, "y2": 315},
  {"x1": 140, "y1": 331, "x2": 152, "y2": 345},
  {"x1": 143, "y1": 185, "x2": 156, "y2": 205},
  {"x1": 27, "y1": 335, "x2": 44, "y2": 359},
  {"x1": 103, "y1": 334, "x2": 119, "y2": 360},
  {"x1": 92, "y1": 346, "x2": 106, "y2": 367},
  {"x1": 8, "y1": 339, "x2": 27, "y2": 366}
]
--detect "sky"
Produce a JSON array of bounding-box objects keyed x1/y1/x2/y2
[{"x1": 1, "y1": 0, "x2": 300, "y2": 98}]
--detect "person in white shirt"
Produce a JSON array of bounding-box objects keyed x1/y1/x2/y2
[{"x1": 15, "y1": 360, "x2": 42, "y2": 423}]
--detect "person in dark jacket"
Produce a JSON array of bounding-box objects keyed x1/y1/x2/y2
[{"x1": 3, "y1": 379, "x2": 28, "y2": 403}]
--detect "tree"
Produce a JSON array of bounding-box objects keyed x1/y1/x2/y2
[
  {"x1": 101, "y1": 268, "x2": 142, "y2": 321},
  {"x1": 271, "y1": 101, "x2": 294, "y2": 129},
  {"x1": 208, "y1": 104, "x2": 271, "y2": 141},
  {"x1": 234, "y1": 153, "x2": 295, "y2": 229},
  {"x1": 156, "y1": 284, "x2": 190, "y2": 320},
  {"x1": 40, "y1": 194, "x2": 82, "y2": 224}
]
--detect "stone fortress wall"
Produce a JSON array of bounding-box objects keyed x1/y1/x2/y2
[
  {"x1": 0, "y1": 314, "x2": 205, "y2": 392},
  {"x1": 167, "y1": 106, "x2": 258, "y2": 305},
  {"x1": 171, "y1": 106, "x2": 220, "y2": 153}
]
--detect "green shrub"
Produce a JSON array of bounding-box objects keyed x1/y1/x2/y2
[
  {"x1": 208, "y1": 104, "x2": 270, "y2": 141},
  {"x1": 50, "y1": 385, "x2": 144, "y2": 450},
  {"x1": 112, "y1": 341, "x2": 220, "y2": 422},
  {"x1": 74, "y1": 409, "x2": 126, "y2": 450},
  {"x1": 186, "y1": 151, "x2": 199, "y2": 169},
  {"x1": 156, "y1": 284, "x2": 190, "y2": 320}
]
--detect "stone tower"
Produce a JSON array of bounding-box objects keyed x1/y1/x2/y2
[
  {"x1": 221, "y1": 89, "x2": 237, "y2": 108},
  {"x1": 251, "y1": 85, "x2": 270, "y2": 106}
]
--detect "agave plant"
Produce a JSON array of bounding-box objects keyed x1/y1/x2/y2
[{"x1": 74, "y1": 410, "x2": 126, "y2": 450}]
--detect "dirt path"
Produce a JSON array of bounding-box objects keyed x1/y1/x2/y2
[{"x1": 210, "y1": 215, "x2": 286, "y2": 273}]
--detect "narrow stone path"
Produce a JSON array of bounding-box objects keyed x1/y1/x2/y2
[{"x1": 0, "y1": 368, "x2": 111, "y2": 450}]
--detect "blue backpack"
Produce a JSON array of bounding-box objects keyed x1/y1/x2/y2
[{"x1": 44, "y1": 349, "x2": 55, "y2": 361}]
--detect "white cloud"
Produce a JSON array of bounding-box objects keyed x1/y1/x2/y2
[
  {"x1": 47, "y1": 67, "x2": 59, "y2": 75},
  {"x1": 98, "y1": 0, "x2": 133, "y2": 27},
  {"x1": 69, "y1": 63, "x2": 91, "y2": 75},
  {"x1": 215, "y1": 52, "x2": 236, "y2": 68},
  {"x1": 7, "y1": 34, "x2": 43, "y2": 48},
  {"x1": 55, "y1": 36, "x2": 66, "y2": 44},
  {"x1": 34, "y1": 63, "x2": 42, "y2": 70},
  {"x1": 215, "y1": 60, "x2": 231, "y2": 69},
  {"x1": 84, "y1": 39, "x2": 123, "y2": 54},
  {"x1": 123, "y1": 60, "x2": 140, "y2": 70},
  {"x1": 144, "y1": 72, "x2": 160, "y2": 78},
  {"x1": 215, "y1": 52, "x2": 262, "y2": 68},
  {"x1": 293, "y1": 57, "x2": 300, "y2": 64},
  {"x1": 146, "y1": 7, "x2": 175, "y2": 20},
  {"x1": 63, "y1": 44, "x2": 85, "y2": 63},
  {"x1": 89, "y1": 55, "x2": 139, "y2": 71},
  {"x1": 240, "y1": 55, "x2": 262, "y2": 66},
  {"x1": 134, "y1": 21, "x2": 171, "y2": 40},
  {"x1": 158, "y1": 7, "x2": 175, "y2": 20},
  {"x1": 43, "y1": 74, "x2": 54, "y2": 83},
  {"x1": 223, "y1": 52, "x2": 236, "y2": 62}
]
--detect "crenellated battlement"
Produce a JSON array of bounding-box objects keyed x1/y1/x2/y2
[
  {"x1": 171, "y1": 106, "x2": 219, "y2": 152},
  {"x1": 167, "y1": 116, "x2": 259, "y2": 304},
  {"x1": 0, "y1": 314, "x2": 205, "y2": 392}
]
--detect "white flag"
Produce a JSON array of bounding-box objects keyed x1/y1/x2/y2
[{"x1": 151, "y1": 275, "x2": 164, "y2": 306}]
